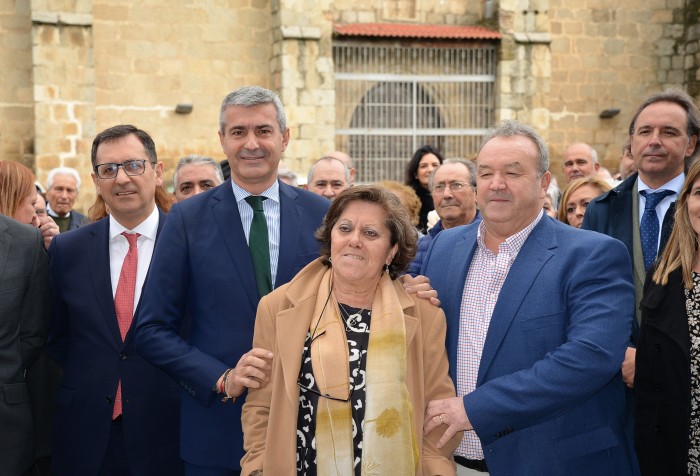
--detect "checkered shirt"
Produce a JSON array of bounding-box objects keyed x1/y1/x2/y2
[{"x1": 456, "y1": 210, "x2": 543, "y2": 459}]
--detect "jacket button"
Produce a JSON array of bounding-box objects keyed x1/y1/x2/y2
[
  {"x1": 118, "y1": 353, "x2": 127, "y2": 360},
  {"x1": 106, "y1": 396, "x2": 113, "y2": 404},
  {"x1": 654, "y1": 425, "x2": 663, "y2": 432}
]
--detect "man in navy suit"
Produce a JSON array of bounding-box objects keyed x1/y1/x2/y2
[
  {"x1": 48, "y1": 125, "x2": 183, "y2": 475},
  {"x1": 422, "y1": 120, "x2": 639, "y2": 475},
  {"x1": 135, "y1": 86, "x2": 330, "y2": 475}
]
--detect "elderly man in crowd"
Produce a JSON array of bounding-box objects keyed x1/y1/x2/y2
[
  {"x1": 562, "y1": 142, "x2": 600, "y2": 183},
  {"x1": 172, "y1": 154, "x2": 225, "y2": 202},
  {"x1": 307, "y1": 155, "x2": 351, "y2": 200},
  {"x1": 408, "y1": 159, "x2": 481, "y2": 276},
  {"x1": 422, "y1": 120, "x2": 638, "y2": 476},
  {"x1": 45, "y1": 167, "x2": 88, "y2": 232}
]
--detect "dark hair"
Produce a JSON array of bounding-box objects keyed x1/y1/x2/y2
[
  {"x1": 315, "y1": 185, "x2": 418, "y2": 280},
  {"x1": 91, "y1": 124, "x2": 158, "y2": 167},
  {"x1": 405, "y1": 145, "x2": 444, "y2": 190},
  {"x1": 628, "y1": 88, "x2": 700, "y2": 160}
]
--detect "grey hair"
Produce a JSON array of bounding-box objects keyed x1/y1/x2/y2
[
  {"x1": 219, "y1": 86, "x2": 287, "y2": 134},
  {"x1": 428, "y1": 159, "x2": 477, "y2": 189},
  {"x1": 479, "y1": 120, "x2": 549, "y2": 177},
  {"x1": 307, "y1": 156, "x2": 351, "y2": 185},
  {"x1": 173, "y1": 155, "x2": 224, "y2": 189},
  {"x1": 47, "y1": 166, "x2": 81, "y2": 191}
]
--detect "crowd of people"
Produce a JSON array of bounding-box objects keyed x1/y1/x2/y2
[{"x1": 1, "y1": 84, "x2": 699, "y2": 476}]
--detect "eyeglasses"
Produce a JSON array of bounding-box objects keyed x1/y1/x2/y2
[
  {"x1": 431, "y1": 182, "x2": 470, "y2": 194},
  {"x1": 296, "y1": 289, "x2": 364, "y2": 402},
  {"x1": 94, "y1": 160, "x2": 153, "y2": 179}
]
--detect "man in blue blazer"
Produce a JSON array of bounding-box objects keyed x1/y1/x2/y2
[
  {"x1": 135, "y1": 86, "x2": 330, "y2": 475},
  {"x1": 48, "y1": 125, "x2": 182, "y2": 475},
  {"x1": 422, "y1": 120, "x2": 639, "y2": 475}
]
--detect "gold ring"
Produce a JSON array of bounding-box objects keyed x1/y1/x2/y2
[
  {"x1": 439, "y1": 414, "x2": 445, "y2": 425},
  {"x1": 433, "y1": 415, "x2": 441, "y2": 424}
]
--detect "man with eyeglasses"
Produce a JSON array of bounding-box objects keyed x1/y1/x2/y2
[
  {"x1": 407, "y1": 159, "x2": 481, "y2": 276},
  {"x1": 45, "y1": 167, "x2": 88, "y2": 232},
  {"x1": 47, "y1": 125, "x2": 183, "y2": 475}
]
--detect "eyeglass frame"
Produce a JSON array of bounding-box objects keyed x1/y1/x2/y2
[
  {"x1": 93, "y1": 159, "x2": 156, "y2": 179},
  {"x1": 296, "y1": 288, "x2": 365, "y2": 403},
  {"x1": 431, "y1": 181, "x2": 471, "y2": 194}
]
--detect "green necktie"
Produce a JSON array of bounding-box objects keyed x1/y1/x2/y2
[{"x1": 244, "y1": 195, "x2": 272, "y2": 297}]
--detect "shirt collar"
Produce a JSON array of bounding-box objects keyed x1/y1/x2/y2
[
  {"x1": 476, "y1": 209, "x2": 544, "y2": 256},
  {"x1": 109, "y1": 206, "x2": 159, "y2": 241},
  {"x1": 638, "y1": 172, "x2": 685, "y2": 195},
  {"x1": 46, "y1": 202, "x2": 70, "y2": 218},
  {"x1": 231, "y1": 179, "x2": 280, "y2": 204}
]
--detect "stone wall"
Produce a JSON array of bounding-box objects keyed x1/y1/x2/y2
[
  {"x1": 547, "y1": 0, "x2": 684, "y2": 180},
  {"x1": 0, "y1": 1, "x2": 34, "y2": 168},
  {"x1": 3, "y1": 0, "x2": 700, "y2": 211}
]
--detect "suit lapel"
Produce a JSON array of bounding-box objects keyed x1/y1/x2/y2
[
  {"x1": 89, "y1": 218, "x2": 123, "y2": 344},
  {"x1": 276, "y1": 182, "x2": 302, "y2": 287},
  {"x1": 477, "y1": 219, "x2": 555, "y2": 385},
  {"x1": 211, "y1": 181, "x2": 259, "y2": 308},
  {"x1": 610, "y1": 182, "x2": 634, "y2": 256}
]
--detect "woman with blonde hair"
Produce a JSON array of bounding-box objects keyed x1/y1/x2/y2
[
  {"x1": 557, "y1": 175, "x2": 612, "y2": 228},
  {"x1": 0, "y1": 160, "x2": 59, "y2": 248},
  {"x1": 635, "y1": 158, "x2": 700, "y2": 475}
]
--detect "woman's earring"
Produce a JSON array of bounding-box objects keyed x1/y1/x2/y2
[{"x1": 329, "y1": 257, "x2": 333, "y2": 265}]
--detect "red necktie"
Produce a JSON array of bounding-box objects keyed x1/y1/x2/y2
[{"x1": 113, "y1": 231, "x2": 139, "y2": 419}]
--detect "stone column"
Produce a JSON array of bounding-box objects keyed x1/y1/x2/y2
[
  {"x1": 271, "y1": 0, "x2": 336, "y2": 176},
  {"x1": 31, "y1": 0, "x2": 95, "y2": 209}
]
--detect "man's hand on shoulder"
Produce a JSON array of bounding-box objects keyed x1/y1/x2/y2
[{"x1": 400, "y1": 274, "x2": 440, "y2": 307}]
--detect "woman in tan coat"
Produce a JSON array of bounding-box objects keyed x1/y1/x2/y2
[{"x1": 241, "y1": 186, "x2": 460, "y2": 475}]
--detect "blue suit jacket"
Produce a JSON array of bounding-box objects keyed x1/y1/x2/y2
[
  {"x1": 47, "y1": 210, "x2": 183, "y2": 476},
  {"x1": 135, "y1": 180, "x2": 329, "y2": 469},
  {"x1": 421, "y1": 216, "x2": 640, "y2": 476}
]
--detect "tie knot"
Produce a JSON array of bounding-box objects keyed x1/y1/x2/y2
[
  {"x1": 641, "y1": 189, "x2": 674, "y2": 210},
  {"x1": 245, "y1": 195, "x2": 267, "y2": 212},
  {"x1": 121, "y1": 231, "x2": 140, "y2": 248}
]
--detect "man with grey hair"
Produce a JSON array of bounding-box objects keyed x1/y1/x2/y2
[
  {"x1": 172, "y1": 154, "x2": 224, "y2": 202},
  {"x1": 306, "y1": 156, "x2": 351, "y2": 200},
  {"x1": 135, "y1": 86, "x2": 331, "y2": 475},
  {"x1": 407, "y1": 159, "x2": 481, "y2": 276},
  {"x1": 422, "y1": 120, "x2": 637, "y2": 475},
  {"x1": 562, "y1": 142, "x2": 600, "y2": 183},
  {"x1": 45, "y1": 166, "x2": 88, "y2": 232}
]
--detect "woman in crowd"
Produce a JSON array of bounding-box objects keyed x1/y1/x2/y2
[
  {"x1": 0, "y1": 160, "x2": 59, "y2": 249},
  {"x1": 557, "y1": 176, "x2": 612, "y2": 228},
  {"x1": 241, "y1": 186, "x2": 459, "y2": 475},
  {"x1": 635, "y1": 158, "x2": 700, "y2": 475},
  {"x1": 405, "y1": 145, "x2": 443, "y2": 233}
]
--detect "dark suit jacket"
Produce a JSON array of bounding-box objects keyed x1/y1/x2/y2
[
  {"x1": 135, "y1": 180, "x2": 330, "y2": 469},
  {"x1": 422, "y1": 216, "x2": 640, "y2": 476},
  {"x1": 67, "y1": 209, "x2": 88, "y2": 230},
  {"x1": 47, "y1": 210, "x2": 183, "y2": 476},
  {"x1": 634, "y1": 268, "x2": 691, "y2": 475},
  {"x1": 0, "y1": 215, "x2": 50, "y2": 475}
]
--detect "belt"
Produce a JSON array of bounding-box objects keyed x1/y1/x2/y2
[{"x1": 454, "y1": 455, "x2": 488, "y2": 472}]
